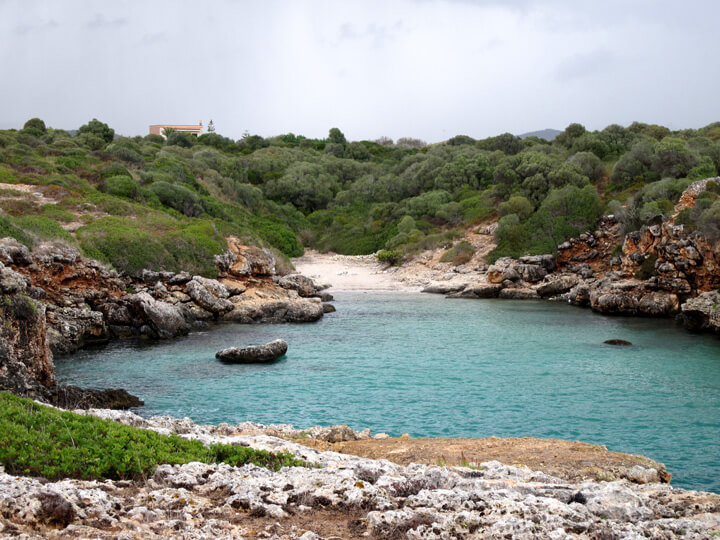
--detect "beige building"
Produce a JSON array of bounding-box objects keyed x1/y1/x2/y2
[{"x1": 149, "y1": 122, "x2": 204, "y2": 138}]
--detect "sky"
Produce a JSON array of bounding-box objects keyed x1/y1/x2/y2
[{"x1": 1, "y1": 0, "x2": 719, "y2": 143}]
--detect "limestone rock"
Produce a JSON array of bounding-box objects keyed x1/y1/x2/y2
[
  {"x1": 421, "y1": 282, "x2": 468, "y2": 294},
  {"x1": 277, "y1": 274, "x2": 318, "y2": 297},
  {"x1": 537, "y1": 275, "x2": 580, "y2": 298},
  {"x1": 637, "y1": 292, "x2": 680, "y2": 316},
  {"x1": 679, "y1": 291, "x2": 720, "y2": 333},
  {"x1": 216, "y1": 339, "x2": 288, "y2": 363},
  {"x1": 499, "y1": 288, "x2": 539, "y2": 300},
  {"x1": 448, "y1": 283, "x2": 501, "y2": 299},
  {"x1": 185, "y1": 277, "x2": 233, "y2": 314},
  {"x1": 130, "y1": 292, "x2": 190, "y2": 339}
]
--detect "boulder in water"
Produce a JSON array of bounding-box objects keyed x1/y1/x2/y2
[
  {"x1": 604, "y1": 339, "x2": 632, "y2": 346},
  {"x1": 216, "y1": 339, "x2": 288, "y2": 363}
]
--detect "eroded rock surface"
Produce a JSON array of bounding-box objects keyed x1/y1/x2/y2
[{"x1": 1, "y1": 409, "x2": 718, "y2": 539}]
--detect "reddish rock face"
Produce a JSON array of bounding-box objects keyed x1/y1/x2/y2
[
  {"x1": 217, "y1": 237, "x2": 276, "y2": 278},
  {"x1": 556, "y1": 216, "x2": 623, "y2": 275}
]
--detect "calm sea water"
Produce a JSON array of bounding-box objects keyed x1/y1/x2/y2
[{"x1": 55, "y1": 292, "x2": 720, "y2": 493}]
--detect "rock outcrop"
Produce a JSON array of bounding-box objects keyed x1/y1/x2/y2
[
  {"x1": 0, "y1": 260, "x2": 141, "y2": 409},
  {"x1": 679, "y1": 291, "x2": 720, "y2": 333},
  {"x1": 216, "y1": 339, "x2": 289, "y2": 363},
  {"x1": 422, "y1": 178, "x2": 720, "y2": 335},
  {"x1": 0, "y1": 235, "x2": 324, "y2": 408}
]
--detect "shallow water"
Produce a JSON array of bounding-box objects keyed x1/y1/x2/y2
[{"x1": 56, "y1": 292, "x2": 720, "y2": 492}]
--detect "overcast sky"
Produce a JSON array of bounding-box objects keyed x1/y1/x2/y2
[{"x1": 1, "y1": 0, "x2": 718, "y2": 142}]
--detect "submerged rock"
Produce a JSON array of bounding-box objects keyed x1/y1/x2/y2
[
  {"x1": 604, "y1": 339, "x2": 633, "y2": 346},
  {"x1": 216, "y1": 339, "x2": 288, "y2": 363}
]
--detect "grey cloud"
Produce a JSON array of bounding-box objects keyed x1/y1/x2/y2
[
  {"x1": 86, "y1": 12, "x2": 128, "y2": 29},
  {"x1": 555, "y1": 50, "x2": 615, "y2": 82},
  {"x1": 0, "y1": 0, "x2": 717, "y2": 141}
]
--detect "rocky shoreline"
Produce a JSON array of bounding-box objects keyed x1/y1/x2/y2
[
  {"x1": 412, "y1": 178, "x2": 720, "y2": 336},
  {"x1": 0, "y1": 237, "x2": 331, "y2": 409},
  {"x1": 1, "y1": 407, "x2": 718, "y2": 539}
]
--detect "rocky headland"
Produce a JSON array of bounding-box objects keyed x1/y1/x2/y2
[
  {"x1": 412, "y1": 177, "x2": 720, "y2": 335},
  {"x1": 0, "y1": 236, "x2": 330, "y2": 409},
  {"x1": 1, "y1": 408, "x2": 719, "y2": 539}
]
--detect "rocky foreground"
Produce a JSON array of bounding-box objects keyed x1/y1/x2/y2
[
  {"x1": 0, "y1": 237, "x2": 331, "y2": 409},
  {"x1": 1, "y1": 409, "x2": 719, "y2": 539},
  {"x1": 414, "y1": 178, "x2": 720, "y2": 335}
]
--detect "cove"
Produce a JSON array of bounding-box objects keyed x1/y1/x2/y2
[{"x1": 55, "y1": 292, "x2": 720, "y2": 493}]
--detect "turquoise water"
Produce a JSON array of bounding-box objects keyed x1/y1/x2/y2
[{"x1": 55, "y1": 292, "x2": 720, "y2": 493}]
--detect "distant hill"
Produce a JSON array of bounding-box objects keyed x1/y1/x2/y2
[{"x1": 518, "y1": 128, "x2": 561, "y2": 141}]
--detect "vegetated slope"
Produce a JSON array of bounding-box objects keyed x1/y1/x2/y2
[
  {"x1": 1, "y1": 118, "x2": 719, "y2": 275},
  {"x1": 0, "y1": 392, "x2": 305, "y2": 481}
]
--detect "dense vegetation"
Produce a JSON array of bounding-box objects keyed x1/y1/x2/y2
[
  {"x1": 0, "y1": 392, "x2": 307, "y2": 481},
  {"x1": 0, "y1": 117, "x2": 719, "y2": 273}
]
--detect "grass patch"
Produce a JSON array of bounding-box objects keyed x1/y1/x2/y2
[{"x1": 0, "y1": 392, "x2": 308, "y2": 481}]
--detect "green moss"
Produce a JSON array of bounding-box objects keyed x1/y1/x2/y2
[{"x1": 0, "y1": 392, "x2": 308, "y2": 481}]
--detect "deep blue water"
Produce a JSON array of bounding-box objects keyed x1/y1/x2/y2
[{"x1": 55, "y1": 292, "x2": 720, "y2": 493}]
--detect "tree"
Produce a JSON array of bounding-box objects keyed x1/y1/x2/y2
[
  {"x1": 23, "y1": 118, "x2": 46, "y2": 133},
  {"x1": 556, "y1": 123, "x2": 586, "y2": 148},
  {"x1": 499, "y1": 196, "x2": 533, "y2": 220},
  {"x1": 207, "y1": 120, "x2": 215, "y2": 133},
  {"x1": 78, "y1": 118, "x2": 115, "y2": 143},
  {"x1": 327, "y1": 127, "x2": 347, "y2": 145}
]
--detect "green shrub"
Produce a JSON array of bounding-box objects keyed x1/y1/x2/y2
[
  {"x1": 635, "y1": 253, "x2": 658, "y2": 280},
  {"x1": 439, "y1": 240, "x2": 475, "y2": 265},
  {"x1": 98, "y1": 162, "x2": 132, "y2": 179},
  {"x1": 150, "y1": 181, "x2": 203, "y2": 217},
  {"x1": 0, "y1": 167, "x2": 17, "y2": 184},
  {"x1": 251, "y1": 216, "x2": 303, "y2": 257},
  {"x1": 0, "y1": 392, "x2": 307, "y2": 481},
  {"x1": 40, "y1": 204, "x2": 75, "y2": 222},
  {"x1": 77, "y1": 217, "x2": 176, "y2": 274},
  {"x1": 162, "y1": 222, "x2": 228, "y2": 277},
  {"x1": 103, "y1": 175, "x2": 139, "y2": 199},
  {"x1": 377, "y1": 249, "x2": 403, "y2": 265},
  {"x1": 12, "y1": 215, "x2": 74, "y2": 244},
  {"x1": 0, "y1": 214, "x2": 34, "y2": 247}
]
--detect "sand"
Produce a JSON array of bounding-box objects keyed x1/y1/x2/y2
[{"x1": 292, "y1": 250, "x2": 419, "y2": 292}]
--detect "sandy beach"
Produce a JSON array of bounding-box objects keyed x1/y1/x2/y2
[{"x1": 292, "y1": 250, "x2": 420, "y2": 292}]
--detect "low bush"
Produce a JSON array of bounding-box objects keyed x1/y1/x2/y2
[
  {"x1": 77, "y1": 216, "x2": 176, "y2": 274},
  {"x1": 0, "y1": 392, "x2": 307, "y2": 481},
  {"x1": 377, "y1": 249, "x2": 404, "y2": 265},
  {"x1": 12, "y1": 215, "x2": 75, "y2": 244},
  {"x1": 635, "y1": 253, "x2": 658, "y2": 280},
  {"x1": 0, "y1": 214, "x2": 34, "y2": 247},
  {"x1": 162, "y1": 222, "x2": 228, "y2": 277},
  {"x1": 439, "y1": 240, "x2": 475, "y2": 265},
  {"x1": 103, "y1": 175, "x2": 139, "y2": 199},
  {"x1": 40, "y1": 204, "x2": 75, "y2": 222}
]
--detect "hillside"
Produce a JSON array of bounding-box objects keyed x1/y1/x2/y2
[
  {"x1": 1, "y1": 118, "x2": 719, "y2": 279},
  {"x1": 518, "y1": 128, "x2": 562, "y2": 141}
]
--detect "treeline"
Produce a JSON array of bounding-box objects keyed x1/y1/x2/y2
[{"x1": 0, "y1": 117, "x2": 719, "y2": 276}]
